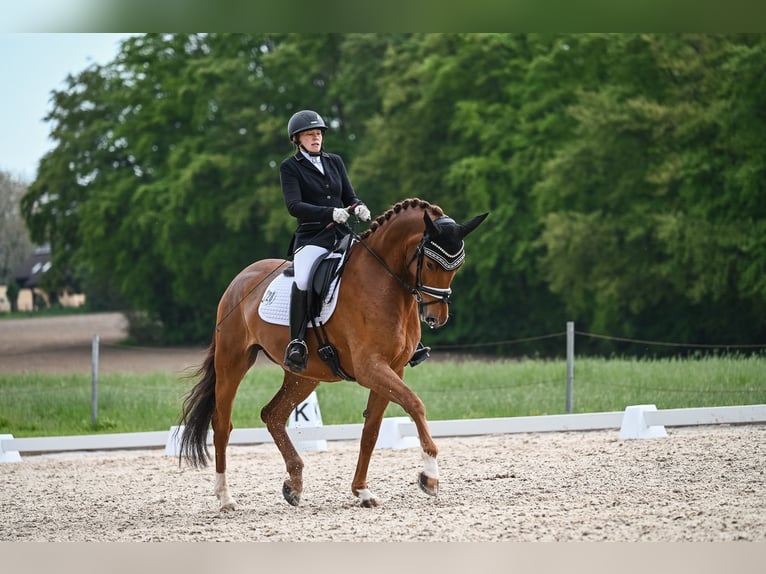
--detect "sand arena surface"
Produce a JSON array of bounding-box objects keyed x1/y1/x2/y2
[{"x1": 1, "y1": 313, "x2": 765, "y2": 541}]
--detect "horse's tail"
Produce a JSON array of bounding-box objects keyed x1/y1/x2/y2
[{"x1": 178, "y1": 337, "x2": 217, "y2": 468}]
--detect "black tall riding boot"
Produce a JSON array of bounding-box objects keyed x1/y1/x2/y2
[
  {"x1": 284, "y1": 284, "x2": 309, "y2": 372},
  {"x1": 408, "y1": 341, "x2": 431, "y2": 367}
]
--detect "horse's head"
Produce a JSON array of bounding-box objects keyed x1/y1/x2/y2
[{"x1": 415, "y1": 210, "x2": 489, "y2": 328}]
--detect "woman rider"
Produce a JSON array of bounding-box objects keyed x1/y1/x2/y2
[{"x1": 280, "y1": 109, "x2": 430, "y2": 373}]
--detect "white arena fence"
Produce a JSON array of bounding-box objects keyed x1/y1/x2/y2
[{"x1": 2, "y1": 403, "x2": 765, "y2": 463}]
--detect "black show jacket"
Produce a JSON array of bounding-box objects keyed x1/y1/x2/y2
[{"x1": 280, "y1": 151, "x2": 363, "y2": 253}]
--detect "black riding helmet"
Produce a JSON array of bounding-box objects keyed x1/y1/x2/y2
[{"x1": 287, "y1": 110, "x2": 328, "y2": 143}]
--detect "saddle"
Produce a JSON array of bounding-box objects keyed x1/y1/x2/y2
[
  {"x1": 281, "y1": 259, "x2": 339, "y2": 318},
  {"x1": 282, "y1": 234, "x2": 351, "y2": 319},
  {"x1": 258, "y1": 236, "x2": 354, "y2": 381}
]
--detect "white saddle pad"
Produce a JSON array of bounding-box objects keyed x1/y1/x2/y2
[{"x1": 258, "y1": 254, "x2": 343, "y2": 326}]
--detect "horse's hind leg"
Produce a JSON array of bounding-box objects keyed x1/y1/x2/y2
[
  {"x1": 211, "y1": 354, "x2": 252, "y2": 512},
  {"x1": 351, "y1": 391, "x2": 389, "y2": 507},
  {"x1": 260, "y1": 372, "x2": 318, "y2": 506}
]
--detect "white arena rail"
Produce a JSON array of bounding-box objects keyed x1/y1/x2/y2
[{"x1": 2, "y1": 404, "x2": 765, "y2": 463}]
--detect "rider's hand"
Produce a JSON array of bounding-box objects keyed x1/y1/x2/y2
[
  {"x1": 354, "y1": 204, "x2": 371, "y2": 222},
  {"x1": 332, "y1": 207, "x2": 350, "y2": 224}
]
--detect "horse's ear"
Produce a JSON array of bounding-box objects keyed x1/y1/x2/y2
[
  {"x1": 424, "y1": 211, "x2": 440, "y2": 236},
  {"x1": 460, "y1": 212, "x2": 489, "y2": 238}
]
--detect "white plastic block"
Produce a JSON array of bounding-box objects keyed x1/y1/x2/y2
[
  {"x1": 288, "y1": 391, "x2": 327, "y2": 451},
  {"x1": 165, "y1": 425, "x2": 183, "y2": 456},
  {"x1": 0, "y1": 434, "x2": 21, "y2": 463},
  {"x1": 619, "y1": 405, "x2": 668, "y2": 440},
  {"x1": 375, "y1": 417, "x2": 420, "y2": 450}
]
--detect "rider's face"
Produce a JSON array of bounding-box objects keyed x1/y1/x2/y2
[{"x1": 298, "y1": 129, "x2": 323, "y2": 153}]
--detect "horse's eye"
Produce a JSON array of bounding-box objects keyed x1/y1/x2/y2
[{"x1": 426, "y1": 261, "x2": 435, "y2": 270}]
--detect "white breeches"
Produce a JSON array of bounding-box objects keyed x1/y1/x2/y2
[{"x1": 293, "y1": 245, "x2": 329, "y2": 290}]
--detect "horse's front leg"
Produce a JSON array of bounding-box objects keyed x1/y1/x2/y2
[
  {"x1": 358, "y1": 366, "x2": 440, "y2": 498},
  {"x1": 410, "y1": 402, "x2": 439, "y2": 497},
  {"x1": 261, "y1": 373, "x2": 318, "y2": 506},
  {"x1": 351, "y1": 391, "x2": 390, "y2": 507}
]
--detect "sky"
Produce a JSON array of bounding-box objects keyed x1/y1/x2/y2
[{"x1": 0, "y1": 33, "x2": 135, "y2": 183}]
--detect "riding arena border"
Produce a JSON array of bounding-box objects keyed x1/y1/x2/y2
[{"x1": 2, "y1": 403, "x2": 765, "y2": 463}]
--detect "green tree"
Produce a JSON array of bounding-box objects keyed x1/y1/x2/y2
[
  {"x1": 0, "y1": 170, "x2": 33, "y2": 291},
  {"x1": 20, "y1": 33, "x2": 766, "y2": 352},
  {"x1": 535, "y1": 34, "x2": 766, "y2": 350},
  {"x1": 5, "y1": 280, "x2": 20, "y2": 313},
  {"x1": 352, "y1": 34, "x2": 611, "y2": 352},
  {"x1": 21, "y1": 34, "x2": 385, "y2": 341}
]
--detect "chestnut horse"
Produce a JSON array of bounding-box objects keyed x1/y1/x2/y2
[{"x1": 178, "y1": 198, "x2": 488, "y2": 510}]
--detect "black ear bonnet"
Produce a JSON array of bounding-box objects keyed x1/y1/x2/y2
[{"x1": 424, "y1": 217, "x2": 466, "y2": 271}]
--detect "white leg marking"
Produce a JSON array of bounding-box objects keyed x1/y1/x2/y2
[
  {"x1": 356, "y1": 488, "x2": 376, "y2": 503},
  {"x1": 422, "y1": 451, "x2": 439, "y2": 479},
  {"x1": 214, "y1": 472, "x2": 237, "y2": 512}
]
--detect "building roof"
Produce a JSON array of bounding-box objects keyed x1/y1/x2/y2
[{"x1": 14, "y1": 246, "x2": 52, "y2": 288}]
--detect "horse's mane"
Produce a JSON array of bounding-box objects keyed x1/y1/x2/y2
[{"x1": 359, "y1": 198, "x2": 445, "y2": 240}]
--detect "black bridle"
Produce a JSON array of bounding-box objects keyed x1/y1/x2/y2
[
  {"x1": 348, "y1": 224, "x2": 462, "y2": 320},
  {"x1": 408, "y1": 234, "x2": 457, "y2": 306}
]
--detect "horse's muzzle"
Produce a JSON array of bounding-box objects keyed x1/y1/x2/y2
[
  {"x1": 421, "y1": 310, "x2": 449, "y2": 329},
  {"x1": 417, "y1": 286, "x2": 452, "y2": 329}
]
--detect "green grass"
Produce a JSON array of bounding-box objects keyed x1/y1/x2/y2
[
  {"x1": 0, "y1": 307, "x2": 93, "y2": 320},
  {"x1": 1, "y1": 356, "x2": 764, "y2": 437}
]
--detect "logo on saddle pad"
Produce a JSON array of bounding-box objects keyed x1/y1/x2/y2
[
  {"x1": 261, "y1": 289, "x2": 277, "y2": 306},
  {"x1": 258, "y1": 254, "x2": 343, "y2": 327}
]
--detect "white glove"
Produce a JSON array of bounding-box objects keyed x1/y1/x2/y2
[
  {"x1": 332, "y1": 207, "x2": 349, "y2": 224},
  {"x1": 354, "y1": 204, "x2": 371, "y2": 222}
]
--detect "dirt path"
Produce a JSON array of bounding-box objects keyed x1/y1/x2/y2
[
  {"x1": 0, "y1": 312, "x2": 208, "y2": 374},
  {"x1": 1, "y1": 313, "x2": 765, "y2": 542}
]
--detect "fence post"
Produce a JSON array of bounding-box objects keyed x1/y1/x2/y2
[
  {"x1": 566, "y1": 321, "x2": 574, "y2": 413},
  {"x1": 91, "y1": 335, "x2": 99, "y2": 425}
]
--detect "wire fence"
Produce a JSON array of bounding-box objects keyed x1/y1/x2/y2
[
  {"x1": 419, "y1": 322, "x2": 766, "y2": 413},
  {"x1": 431, "y1": 329, "x2": 766, "y2": 352},
  {"x1": 1, "y1": 323, "x2": 765, "y2": 427}
]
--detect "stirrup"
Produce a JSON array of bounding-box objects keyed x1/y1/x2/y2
[
  {"x1": 408, "y1": 342, "x2": 431, "y2": 367},
  {"x1": 284, "y1": 339, "x2": 308, "y2": 372}
]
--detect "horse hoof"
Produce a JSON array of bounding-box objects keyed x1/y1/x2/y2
[
  {"x1": 219, "y1": 500, "x2": 237, "y2": 512},
  {"x1": 282, "y1": 482, "x2": 301, "y2": 506},
  {"x1": 355, "y1": 488, "x2": 379, "y2": 508},
  {"x1": 418, "y1": 472, "x2": 439, "y2": 497}
]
